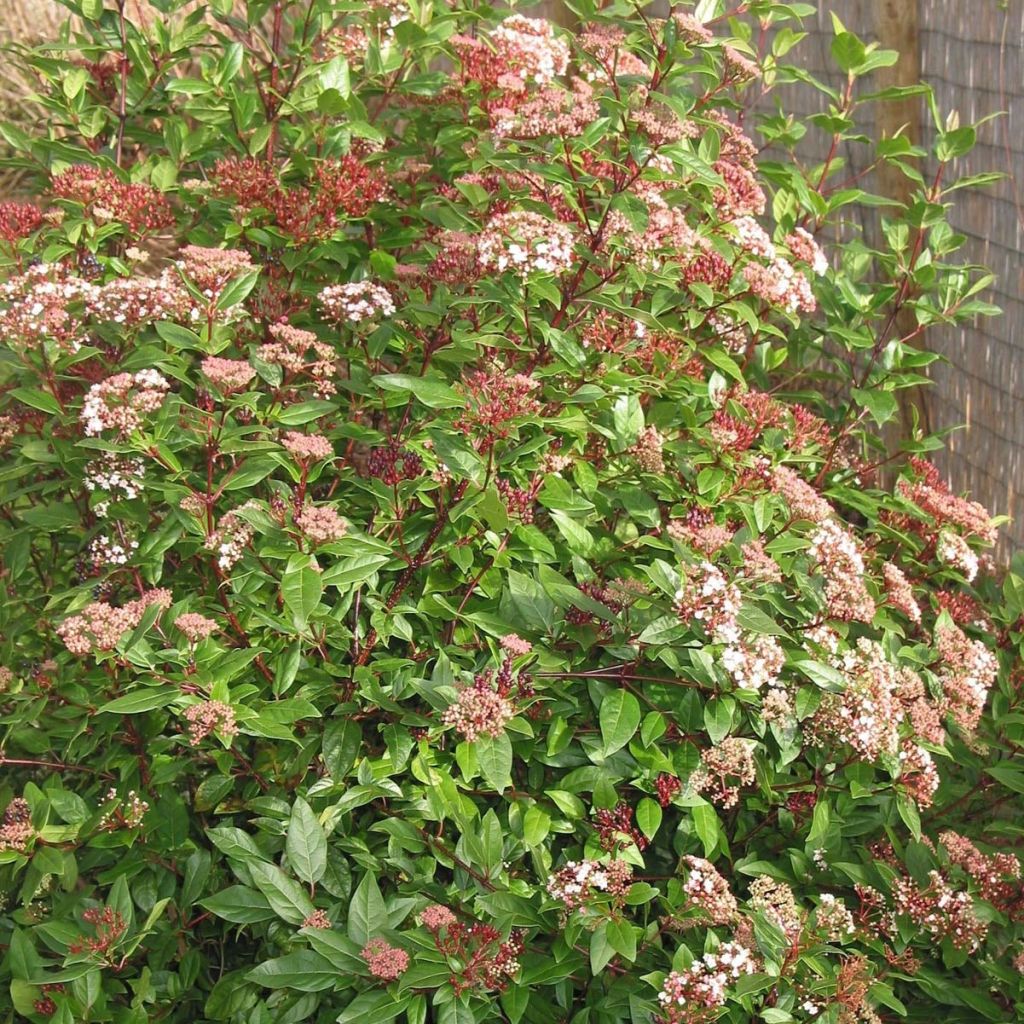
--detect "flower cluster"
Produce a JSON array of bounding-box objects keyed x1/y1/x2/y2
[
  {"x1": 319, "y1": 281, "x2": 395, "y2": 324},
  {"x1": 546, "y1": 859, "x2": 633, "y2": 911},
  {"x1": 442, "y1": 677, "x2": 515, "y2": 741},
  {"x1": 177, "y1": 246, "x2": 253, "y2": 297},
  {"x1": 430, "y1": 919, "x2": 524, "y2": 994},
  {"x1": 183, "y1": 701, "x2": 237, "y2": 745},
  {"x1": 258, "y1": 324, "x2": 337, "y2": 396},
  {"x1": 86, "y1": 272, "x2": 189, "y2": 329},
  {"x1": 674, "y1": 561, "x2": 741, "y2": 644},
  {"x1": 935, "y1": 622, "x2": 998, "y2": 734},
  {"x1": 201, "y1": 356, "x2": 256, "y2": 393},
  {"x1": 657, "y1": 943, "x2": 758, "y2": 1024},
  {"x1": 455, "y1": 367, "x2": 541, "y2": 449},
  {"x1": 681, "y1": 857, "x2": 737, "y2": 924},
  {"x1": 57, "y1": 590, "x2": 171, "y2": 656},
  {"x1": 84, "y1": 453, "x2": 145, "y2": 516},
  {"x1": 174, "y1": 612, "x2": 218, "y2": 643},
  {"x1": 807, "y1": 520, "x2": 876, "y2": 623},
  {"x1": 476, "y1": 211, "x2": 574, "y2": 278},
  {"x1": 454, "y1": 14, "x2": 570, "y2": 93},
  {"x1": 891, "y1": 871, "x2": 987, "y2": 952},
  {"x1": 0, "y1": 798, "x2": 35, "y2": 853},
  {"x1": 809, "y1": 638, "x2": 900, "y2": 760},
  {"x1": 282, "y1": 432, "x2": 333, "y2": 462},
  {"x1": 99, "y1": 788, "x2": 149, "y2": 830},
  {"x1": 361, "y1": 938, "x2": 409, "y2": 981},
  {"x1": 51, "y1": 165, "x2": 174, "y2": 235},
  {"x1": 80, "y1": 370, "x2": 171, "y2": 436},
  {"x1": 689, "y1": 738, "x2": 756, "y2": 809},
  {"x1": 750, "y1": 876, "x2": 802, "y2": 936},
  {"x1": 205, "y1": 501, "x2": 259, "y2": 570},
  {"x1": 294, "y1": 505, "x2": 348, "y2": 545}
]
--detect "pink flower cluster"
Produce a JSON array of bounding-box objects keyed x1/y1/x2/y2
[
  {"x1": 690, "y1": 738, "x2": 756, "y2": 808},
  {"x1": 681, "y1": 856, "x2": 737, "y2": 924},
  {"x1": 807, "y1": 520, "x2": 876, "y2": 623},
  {"x1": 749, "y1": 876, "x2": 801, "y2": 936},
  {"x1": 476, "y1": 210, "x2": 574, "y2": 278},
  {"x1": 674, "y1": 561, "x2": 741, "y2": 644},
  {"x1": 86, "y1": 272, "x2": 189, "y2": 329},
  {"x1": 940, "y1": 830, "x2": 1021, "y2": 909},
  {"x1": 892, "y1": 870, "x2": 987, "y2": 952},
  {"x1": 258, "y1": 324, "x2": 337, "y2": 397},
  {"x1": 294, "y1": 505, "x2": 347, "y2": 544},
  {"x1": 80, "y1": 369, "x2": 170, "y2": 436},
  {"x1": 201, "y1": 356, "x2": 256, "y2": 392},
  {"x1": 177, "y1": 245, "x2": 253, "y2": 297},
  {"x1": 771, "y1": 464, "x2": 834, "y2": 521},
  {"x1": 935, "y1": 622, "x2": 998, "y2": 734},
  {"x1": 183, "y1": 700, "x2": 237, "y2": 745},
  {"x1": 0, "y1": 263, "x2": 92, "y2": 351},
  {"x1": 319, "y1": 281, "x2": 395, "y2": 323},
  {"x1": 809, "y1": 638, "x2": 899, "y2": 760},
  {"x1": 493, "y1": 77, "x2": 599, "y2": 139},
  {"x1": 282, "y1": 431, "x2": 332, "y2": 461},
  {"x1": 786, "y1": 227, "x2": 829, "y2": 275},
  {"x1": 456, "y1": 367, "x2": 542, "y2": 450},
  {"x1": 454, "y1": 15, "x2": 569, "y2": 93},
  {"x1": 84, "y1": 453, "x2": 145, "y2": 517},
  {"x1": 743, "y1": 257, "x2": 816, "y2": 314},
  {"x1": 882, "y1": 563, "x2": 921, "y2": 623},
  {"x1": 205, "y1": 501, "x2": 259, "y2": 570},
  {"x1": 0, "y1": 798, "x2": 34, "y2": 853},
  {"x1": 657, "y1": 943, "x2": 758, "y2": 1024},
  {"x1": 936, "y1": 530, "x2": 979, "y2": 582},
  {"x1": 174, "y1": 612, "x2": 218, "y2": 643},
  {"x1": 442, "y1": 678, "x2": 514, "y2": 741},
  {"x1": 421, "y1": 904, "x2": 457, "y2": 931},
  {"x1": 721, "y1": 632, "x2": 784, "y2": 691},
  {"x1": 57, "y1": 589, "x2": 172, "y2": 656},
  {"x1": 546, "y1": 859, "x2": 633, "y2": 911},
  {"x1": 361, "y1": 938, "x2": 409, "y2": 981}
]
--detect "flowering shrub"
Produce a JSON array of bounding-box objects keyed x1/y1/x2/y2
[{"x1": 0, "y1": 1, "x2": 1019, "y2": 1022}]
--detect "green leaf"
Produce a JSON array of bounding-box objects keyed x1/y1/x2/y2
[
  {"x1": 9, "y1": 387, "x2": 62, "y2": 415},
  {"x1": 97, "y1": 689, "x2": 177, "y2": 714},
  {"x1": 347, "y1": 871, "x2": 386, "y2": 946},
  {"x1": 248, "y1": 862, "x2": 314, "y2": 925},
  {"x1": 605, "y1": 918, "x2": 637, "y2": 962},
  {"x1": 636, "y1": 798, "x2": 662, "y2": 840},
  {"x1": 215, "y1": 268, "x2": 261, "y2": 311},
  {"x1": 851, "y1": 386, "x2": 898, "y2": 426},
  {"x1": 612, "y1": 394, "x2": 643, "y2": 449},
  {"x1": 372, "y1": 374, "x2": 464, "y2": 409},
  {"x1": 599, "y1": 690, "x2": 640, "y2": 756},
  {"x1": 589, "y1": 920, "x2": 614, "y2": 974},
  {"x1": 287, "y1": 797, "x2": 327, "y2": 886},
  {"x1": 281, "y1": 553, "x2": 323, "y2": 631},
  {"x1": 201, "y1": 886, "x2": 276, "y2": 924},
  {"x1": 337, "y1": 991, "x2": 410, "y2": 1024},
  {"x1": 523, "y1": 805, "x2": 550, "y2": 847},
  {"x1": 247, "y1": 950, "x2": 337, "y2": 991},
  {"x1": 831, "y1": 31, "x2": 866, "y2": 73},
  {"x1": 475, "y1": 732, "x2": 513, "y2": 793},
  {"x1": 691, "y1": 802, "x2": 720, "y2": 857}
]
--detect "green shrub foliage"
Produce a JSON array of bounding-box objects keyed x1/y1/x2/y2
[{"x1": 0, "y1": 1, "x2": 1018, "y2": 1022}]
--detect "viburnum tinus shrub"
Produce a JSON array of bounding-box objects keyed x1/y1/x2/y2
[{"x1": 0, "y1": 0, "x2": 1019, "y2": 1021}]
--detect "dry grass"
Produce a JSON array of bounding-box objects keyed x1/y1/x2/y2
[{"x1": 0, "y1": 0, "x2": 67, "y2": 196}]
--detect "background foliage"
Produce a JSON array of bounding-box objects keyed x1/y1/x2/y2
[{"x1": 0, "y1": 2, "x2": 1020, "y2": 1023}]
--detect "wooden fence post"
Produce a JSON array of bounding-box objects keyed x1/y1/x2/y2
[{"x1": 874, "y1": 0, "x2": 930, "y2": 440}]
